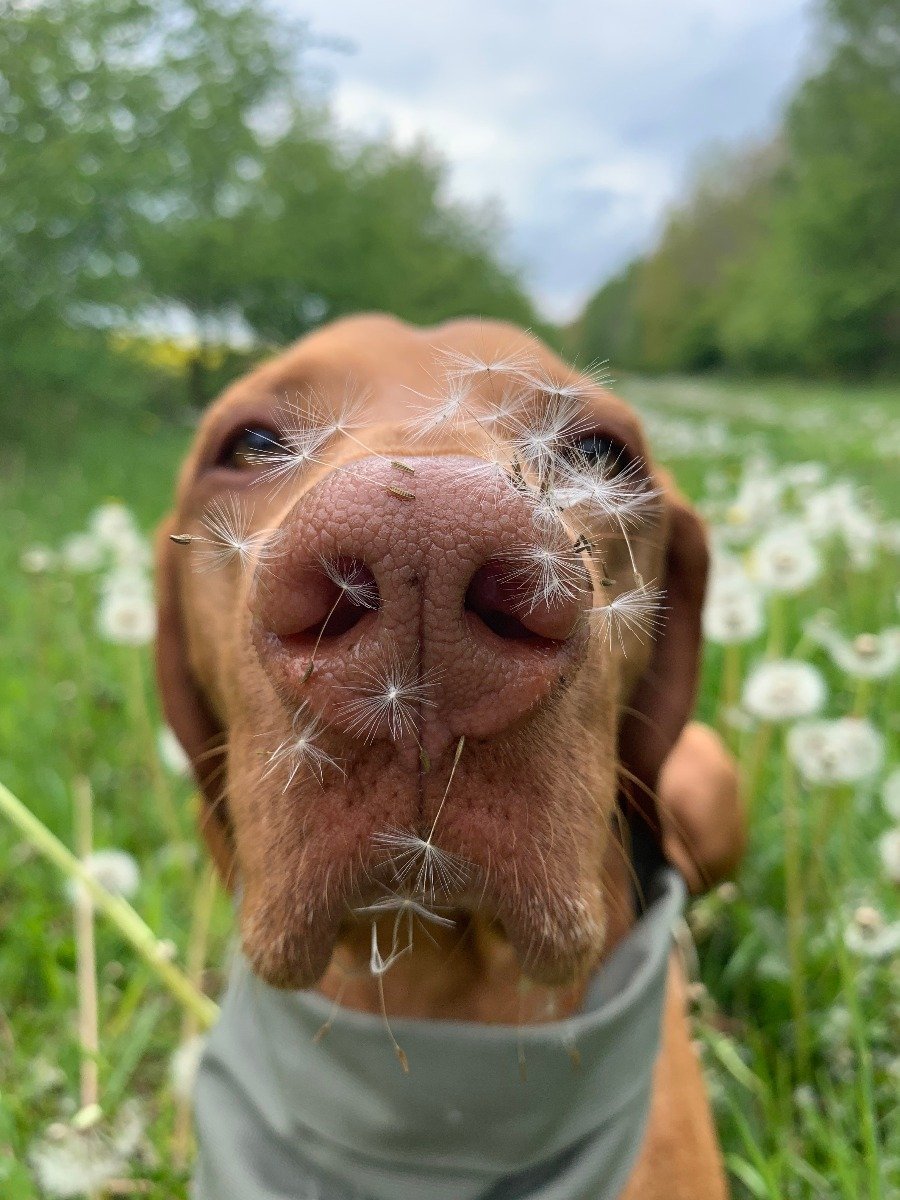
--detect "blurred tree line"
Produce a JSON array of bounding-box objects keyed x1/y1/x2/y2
[
  {"x1": 570, "y1": 0, "x2": 900, "y2": 378},
  {"x1": 0, "y1": 0, "x2": 537, "y2": 416}
]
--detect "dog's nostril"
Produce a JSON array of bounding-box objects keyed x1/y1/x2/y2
[
  {"x1": 465, "y1": 562, "x2": 535, "y2": 641},
  {"x1": 279, "y1": 558, "x2": 379, "y2": 644}
]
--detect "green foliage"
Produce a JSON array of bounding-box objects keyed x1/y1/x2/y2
[
  {"x1": 0, "y1": 0, "x2": 535, "y2": 413},
  {"x1": 571, "y1": 0, "x2": 900, "y2": 378}
]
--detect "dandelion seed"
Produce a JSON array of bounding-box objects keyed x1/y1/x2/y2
[
  {"x1": 406, "y1": 376, "x2": 479, "y2": 439},
  {"x1": 591, "y1": 583, "x2": 665, "y2": 651},
  {"x1": 246, "y1": 412, "x2": 331, "y2": 491},
  {"x1": 509, "y1": 396, "x2": 594, "y2": 485},
  {"x1": 559, "y1": 452, "x2": 659, "y2": 579},
  {"x1": 501, "y1": 537, "x2": 587, "y2": 611},
  {"x1": 438, "y1": 346, "x2": 535, "y2": 382},
  {"x1": 265, "y1": 708, "x2": 343, "y2": 788},
  {"x1": 742, "y1": 660, "x2": 826, "y2": 722},
  {"x1": 373, "y1": 737, "x2": 469, "y2": 898},
  {"x1": 340, "y1": 649, "x2": 438, "y2": 743},
  {"x1": 318, "y1": 557, "x2": 379, "y2": 611},
  {"x1": 524, "y1": 363, "x2": 612, "y2": 404},
  {"x1": 196, "y1": 495, "x2": 279, "y2": 573}
]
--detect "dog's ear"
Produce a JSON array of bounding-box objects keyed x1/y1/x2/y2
[
  {"x1": 155, "y1": 516, "x2": 236, "y2": 883},
  {"x1": 618, "y1": 481, "x2": 710, "y2": 867}
]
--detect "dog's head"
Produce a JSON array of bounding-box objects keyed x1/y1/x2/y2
[{"x1": 156, "y1": 315, "x2": 707, "y2": 990}]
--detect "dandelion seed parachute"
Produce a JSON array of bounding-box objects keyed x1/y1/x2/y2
[
  {"x1": 264, "y1": 708, "x2": 343, "y2": 789},
  {"x1": 372, "y1": 829, "x2": 470, "y2": 898},
  {"x1": 591, "y1": 583, "x2": 666, "y2": 652},
  {"x1": 196, "y1": 495, "x2": 279, "y2": 573},
  {"x1": 340, "y1": 650, "x2": 439, "y2": 743},
  {"x1": 501, "y1": 537, "x2": 587, "y2": 612}
]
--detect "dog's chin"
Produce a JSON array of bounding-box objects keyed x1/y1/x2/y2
[{"x1": 237, "y1": 863, "x2": 609, "y2": 992}]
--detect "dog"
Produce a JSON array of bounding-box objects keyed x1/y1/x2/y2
[{"x1": 155, "y1": 314, "x2": 744, "y2": 1200}]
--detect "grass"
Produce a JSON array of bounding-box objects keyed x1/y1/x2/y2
[{"x1": 0, "y1": 375, "x2": 898, "y2": 1198}]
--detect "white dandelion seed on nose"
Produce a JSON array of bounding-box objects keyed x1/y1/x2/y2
[
  {"x1": 316, "y1": 556, "x2": 379, "y2": 610},
  {"x1": 509, "y1": 396, "x2": 594, "y2": 484},
  {"x1": 437, "y1": 346, "x2": 536, "y2": 382},
  {"x1": 340, "y1": 649, "x2": 439, "y2": 743},
  {"x1": 265, "y1": 708, "x2": 343, "y2": 788},
  {"x1": 524, "y1": 361, "x2": 614, "y2": 403},
  {"x1": 591, "y1": 583, "x2": 666, "y2": 651},
  {"x1": 246, "y1": 403, "x2": 331, "y2": 491},
  {"x1": 405, "y1": 376, "x2": 480, "y2": 440},
  {"x1": 501, "y1": 537, "x2": 587, "y2": 611},
  {"x1": 195, "y1": 495, "x2": 279, "y2": 573}
]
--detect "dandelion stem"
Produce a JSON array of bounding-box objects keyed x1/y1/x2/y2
[
  {"x1": 719, "y1": 644, "x2": 741, "y2": 746},
  {"x1": 124, "y1": 649, "x2": 183, "y2": 845},
  {"x1": 851, "y1": 676, "x2": 872, "y2": 719},
  {"x1": 428, "y1": 736, "x2": 465, "y2": 842},
  {"x1": 782, "y1": 750, "x2": 810, "y2": 1077},
  {"x1": 73, "y1": 776, "x2": 100, "y2": 1115},
  {"x1": 172, "y1": 862, "x2": 219, "y2": 1167},
  {"x1": 0, "y1": 779, "x2": 219, "y2": 1029}
]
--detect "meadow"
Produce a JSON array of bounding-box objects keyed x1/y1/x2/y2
[{"x1": 0, "y1": 375, "x2": 897, "y2": 1199}]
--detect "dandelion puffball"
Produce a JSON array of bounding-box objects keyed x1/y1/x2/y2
[
  {"x1": 97, "y1": 589, "x2": 156, "y2": 645},
  {"x1": 750, "y1": 526, "x2": 821, "y2": 595},
  {"x1": 843, "y1": 905, "x2": 900, "y2": 959},
  {"x1": 787, "y1": 718, "x2": 884, "y2": 786},
  {"x1": 20, "y1": 545, "x2": 56, "y2": 574},
  {"x1": 742, "y1": 660, "x2": 826, "y2": 722},
  {"x1": 67, "y1": 850, "x2": 141, "y2": 904},
  {"x1": 157, "y1": 726, "x2": 192, "y2": 777},
  {"x1": 89, "y1": 502, "x2": 138, "y2": 546},
  {"x1": 703, "y1": 583, "x2": 764, "y2": 645},
  {"x1": 60, "y1": 532, "x2": 104, "y2": 573},
  {"x1": 878, "y1": 829, "x2": 900, "y2": 885}
]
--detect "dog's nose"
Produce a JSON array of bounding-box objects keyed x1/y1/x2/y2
[{"x1": 251, "y1": 456, "x2": 592, "y2": 753}]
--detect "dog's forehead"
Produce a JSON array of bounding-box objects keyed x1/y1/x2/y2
[{"x1": 187, "y1": 313, "x2": 644, "y2": 468}]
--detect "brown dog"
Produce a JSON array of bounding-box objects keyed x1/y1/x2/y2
[{"x1": 155, "y1": 314, "x2": 743, "y2": 1199}]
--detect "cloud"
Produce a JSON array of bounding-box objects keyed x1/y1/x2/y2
[{"x1": 286, "y1": 0, "x2": 813, "y2": 319}]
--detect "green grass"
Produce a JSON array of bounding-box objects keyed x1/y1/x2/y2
[{"x1": 0, "y1": 377, "x2": 898, "y2": 1198}]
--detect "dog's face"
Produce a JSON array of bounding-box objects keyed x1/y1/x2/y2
[{"x1": 156, "y1": 315, "x2": 707, "y2": 991}]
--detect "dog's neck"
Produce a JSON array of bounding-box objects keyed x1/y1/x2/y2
[{"x1": 316, "y1": 832, "x2": 636, "y2": 1024}]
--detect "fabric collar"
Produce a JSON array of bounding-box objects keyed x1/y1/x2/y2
[{"x1": 193, "y1": 869, "x2": 685, "y2": 1200}]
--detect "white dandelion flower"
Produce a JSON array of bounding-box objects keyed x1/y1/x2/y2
[
  {"x1": 89, "y1": 502, "x2": 137, "y2": 547},
  {"x1": 787, "y1": 718, "x2": 884, "y2": 786},
  {"x1": 317, "y1": 556, "x2": 379, "y2": 610},
  {"x1": 60, "y1": 532, "x2": 104, "y2": 573},
  {"x1": 878, "y1": 829, "x2": 900, "y2": 885},
  {"x1": 265, "y1": 708, "x2": 343, "y2": 788},
  {"x1": 742, "y1": 660, "x2": 826, "y2": 722},
  {"x1": 591, "y1": 583, "x2": 665, "y2": 651},
  {"x1": 157, "y1": 726, "x2": 192, "y2": 777},
  {"x1": 843, "y1": 905, "x2": 900, "y2": 959},
  {"x1": 883, "y1": 769, "x2": 900, "y2": 821},
  {"x1": 750, "y1": 525, "x2": 821, "y2": 595},
  {"x1": 824, "y1": 629, "x2": 900, "y2": 681},
  {"x1": 30, "y1": 1128, "x2": 126, "y2": 1198},
  {"x1": 340, "y1": 650, "x2": 438, "y2": 743},
  {"x1": 66, "y1": 849, "x2": 141, "y2": 904},
  {"x1": 97, "y1": 588, "x2": 156, "y2": 645},
  {"x1": 501, "y1": 537, "x2": 587, "y2": 611},
  {"x1": 170, "y1": 1034, "x2": 207, "y2": 1102},
  {"x1": 20, "y1": 545, "x2": 56, "y2": 574},
  {"x1": 196, "y1": 495, "x2": 280, "y2": 573},
  {"x1": 702, "y1": 583, "x2": 765, "y2": 645}
]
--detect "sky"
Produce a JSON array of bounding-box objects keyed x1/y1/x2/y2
[{"x1": 287, "y1": 0, "x2": 815, "y2": 321}]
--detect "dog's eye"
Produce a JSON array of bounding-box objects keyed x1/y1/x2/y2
[
  {"x1": 566, "y1": 433, "x2": 629, "y2": 470},
  {"x1": 219, "y1": 426, "x2": 285, "y2": 470}
]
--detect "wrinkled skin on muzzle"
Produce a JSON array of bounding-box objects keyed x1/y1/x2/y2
[{"x1": 156, "y1": 315, "x2": 707, "y2": 1000}]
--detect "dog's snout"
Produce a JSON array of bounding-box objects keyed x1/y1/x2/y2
[{"x1": 251, "y1": 456, "x2": 591, "y2": 748}]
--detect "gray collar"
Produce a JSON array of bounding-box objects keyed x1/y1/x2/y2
[{"x1": 193, "y1": 869, "x2": 684, "y2": 1200}]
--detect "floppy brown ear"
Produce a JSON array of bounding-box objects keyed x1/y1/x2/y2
[
  {"x1": 617, "y1": 485, "x2": 710, "y2": 885},
  {"x1": 155, "y1": 516, "x2": 236, "y2": 883}
]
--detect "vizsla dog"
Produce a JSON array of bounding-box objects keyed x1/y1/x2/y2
[{"x1": 155, "y1": 315, "x2": 744, "y2": 1200}]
